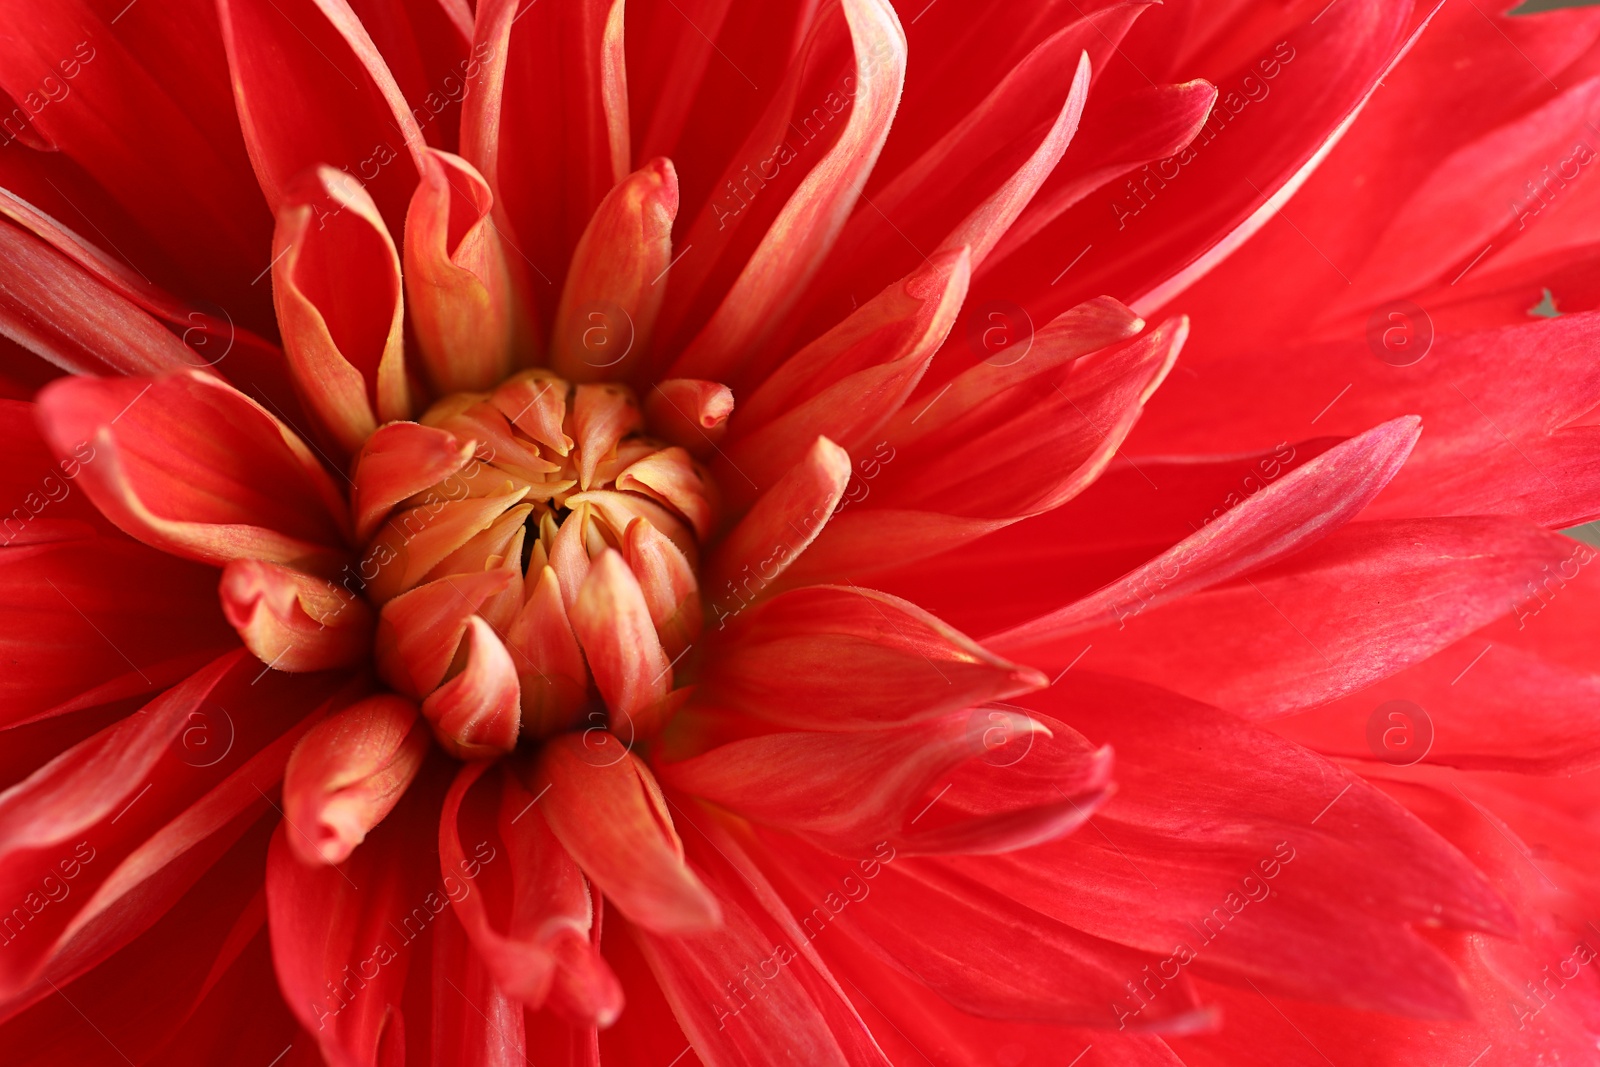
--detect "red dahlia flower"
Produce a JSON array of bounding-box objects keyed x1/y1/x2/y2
[{"x1": 0, "y1": 0, "x2": 1597, "y2": 1065}]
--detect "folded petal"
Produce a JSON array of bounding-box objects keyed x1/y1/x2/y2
[
  {"x1": 273, "y1": 166, "x2": 409, "y2": 454},
  {"x1": 535, "y1": 735, "x2": 721, "y2": 935},
  {"x1": 421, "y1": 614, "x2": 522, "y2": 758},
  {"x1": 704, "y1": 436, "x2": 852, "y2": 618},
  {"x1": 440, "y1": 763, "x2": 623, "y2": 1023},
  {"x1": 220, "y1": 558, "x2": 374, "y2": 673},
  {"x1": 350, "y1": 421, "x2": 477, "y2": 543},
  {"x1": 282, "y1": 693, "x2": 429, "y2": 865},
  {"x1": 35, "y1": 372, "x2": 350, "y2": 572},
  {"x1": 549, "y1": 159, "x2": 679, "y2": 384},
  {"x1": 404, "y1": 148, "x2": 514, "y2": 393},
  {"x1": 570, "y1": 549, "x2": 672, "y2": 735}
]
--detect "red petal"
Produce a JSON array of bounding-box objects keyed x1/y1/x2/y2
[
  {"x1": 421, "y1": 615, "x2": 522, "y2": 759},
  {"x1": 505, "y1": 565, "x2": 590, "y2": 737},
  {"x1": 0, "y1": 653, "x2": 340, "y2": 1002},
  {"x1": 35, "y1": 373, "x2": 350, "y2": 571},
  {"x1": 990, "y1": 415, "x2": 1421, "y2": 660},
  {"x1": 535, "y1": 735, "x2": 720, "y2": 935},
  {"x1": 702, "y1": 585, "x2": 1045, "y2": 729},
  {"x1": 375, "y1": 567, "x2": 514, "y2": 697},
  {"x1": 273, "y1": 166, "x2": 410, "y2": 454},
  {"x1": 549, "y1": 159, "x2": 680, "y2": 384},
  {"x1": 643, "y1": 379, "x2": 735, "y2": 457},
  {"x1": 440, "y1": 764, "x2": 623, "y2": 1022},
  {"x1": 219, "y1": 558, "x2": 373, "y2": 673},
  {"x1": 404, "y1": 148, "x2": 515, "y2": 393},
  {"x1": 1071, "y1": 516, "x2": 1582, "y2": 719},
  {"x1": 570, "y1": 549, "x2": 672, "y2": 734},
  {"x1": 282, "y1": 694, "x2": 429, "y2": 864},
  {"x1": 658, "y1": 710, "x2": 1053, "y2": 854},
  {"x1": 704, "y1": 436, "x2": 851, "y2": 617},
  {"x1": 721, "y1": 251, "x2": 970, "y2": 502},
  {"x1": 267, "y1": 764, "x2": 441, "y2": 1067},
  {"x1": 350, "y1": 421, "x2": 476, "y2": 543},
  {"x1": 217, "y1": 0, "x2": 428, "y2": 237},
  {"x1": 0, "y1": 221, "x2": 198, "y2": 377},
  {"x1": 665, "y1": 0, "x2": 908, "y2": 383},
  {"x1": 0, "y1": 533, "x2": 232, "y2": 729}
]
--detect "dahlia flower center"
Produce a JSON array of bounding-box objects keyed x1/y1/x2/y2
[{"x1": 353, "y1": 369, "x2": 714, "y2": 760}]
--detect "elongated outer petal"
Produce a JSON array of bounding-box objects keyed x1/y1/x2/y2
[
  {"x1": 536, "y1": 734, "x2": 720, "y2": 934},
  {"x1": 35, "y1": 372, "x2": 350, "y2": 573},
  {"x1": 643, "y1": 379, "x2": 734, "y2": 456},
  {"x1": 549, "y1": 159, "x2": 679, "y2": 383},
  {"x1": 1076, "y1": 516, "x2": 1583, "y2": 719},
  {"x1": 629, "y1": 812, "x2": 893, "y2": 1067},
  {"x1": 441, "y1": 764, "x2": 623, "y2": 1022},
  {"x1": 505, "y1": 566, "x2": 589, "y2": 737},
  {"x1": 219, "y1": 559, "x2": 374, "y2": 672},
  {"x1": 668, "y1": 0, "x2": 907, "y2": 383},
  {"x1": 217, "y1": 0, "x2": 428, "y2": 237},
  {"x1": 422, "y1": 615, "x2": 521, "y2": 758},
  {"x1": 660, "y1": 711, "x2": 1055, "y2": 854},
  {"x1": 273, "y1": 166, "x2": 409, "y2": 455},
  {"x1": 0, "y1": 222, "x2": 201, "y2": 378},
  {"x1": 267, "y1": 764, "x2": 437, "y2": 1067},
  {"x1": 989, "y1": 416, "x2": 1423, "y2": 659},
  {"x1": 721, "y1": 251, "x2": 970, "y2": 504},
  {"x1": 764, "y1": 825, "x2": 1212, "y2": 1029},
  {"x1": 705, "y1": 436, "x2": 851, "y2": 617},
  {"x1": 0, "y1": 651, "x2": 342, "y2": 1003},
  {"x1": 956, "y1": 672, "x2": 1516, "y2": 1018},
  {"x1": 405, "y1": 148, "x2": 513, "y2": 393},
  {"x1": 282, "y1": 694, "x2": 429, "y2": 865},
  {"x1": 0, "y1": 1, "x2": 271, "y2": 292},
  {"x1": 570, "y1": 549, "x2": 672, "y2": 734},
  {"x1": 350, "y1": 422, "x2": 477, "y2": 543},
  {"x1": 702, "y1": 585, "x2": 1046, "y2": 729}
]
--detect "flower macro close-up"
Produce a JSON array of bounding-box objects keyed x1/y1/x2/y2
[{"x1": 3, "y1": 0, "x2": 1600, "y2": 1063}]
